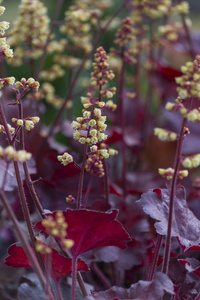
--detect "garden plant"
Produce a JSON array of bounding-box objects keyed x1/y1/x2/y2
[{"x1": 1, "y1": 0, "x2": 200, "y2": 299}]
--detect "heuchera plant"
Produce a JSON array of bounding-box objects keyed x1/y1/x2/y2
[{"x1": 1, "y1": 0, "x2": 200, "y2": 299}]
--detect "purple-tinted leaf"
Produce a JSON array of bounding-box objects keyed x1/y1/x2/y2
[
  {"x1": 94, "y1": 239, "x2": 144, "y2": 270},
  {"x1": 178, "y1": 258, "x2": 200, "y2": 274},
  {"x1": 138, "y1": 187, "x2": 200, "y2": 250},
  {"x1": 0, "y1": 159, "x2": 36, "y2": 191},
  {"x1": 85, "y1": 272, "x2": 174, "y2": 300}
]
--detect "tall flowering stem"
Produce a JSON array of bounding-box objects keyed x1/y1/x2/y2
[
  {"x1": 158, "y1": 56, "x2": 200, "y2": 274},
  {"x1": 111, "y1": 17, "x2": 136, "y2": 197},
  {"x1": 69, "y1": 47, "x2": 116, "y2": 209},
  {"x1": 162, "y1": 118, "x2": 188, "y2": 274},
  {"x1": 40, "y1": 2, "x2": 126, "y2": 150}
]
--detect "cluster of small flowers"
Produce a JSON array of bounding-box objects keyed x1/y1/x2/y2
[
  {"x1": 47, "y1": 39, "x2": 67, "y2": 55},
  {"x1": 66, "y1": 195, "x2": 76, "y2": 204},
  {"x1": 12, "y1": 117, "x2": 40, "y2": 131},
  {"x1": 129, "y1": 0, "x2": 190, "y2": 63},
  {"x1": 54, "y1": 55, "x2": 83, "y2": 69},
  {"x1": 35, "y1": 236, "x2": 52, "y2": 255},
  {"x1": 0, "y1": 77, "x2": 15, "y2": 89},
  {"x1": 71, "y1": 47, "x2": 116, "y2": 146},
  {"x1": 0, "y1": 123, "x2": 15, "y2": 135},
  {"x1": 0, "y1": 5, "x2": 13, "y2": 59},
  {"x1": 29, "y1": 82, "x2": 68, "y2": 109},
  {"x1": 74, "y1": 0, "x2": 113, "y2": 10},
  {"x1": 85, "y1": 144, "x2": 118, "y2": 177},
  {"x1": 110, "y1": 17, "x2": 136, "y2": 65},
  {"x1": 176, "y1": 59, "x2": 200, "y2": 100},
  {"x1": 182, "y1": 154, "x2": 200, "y2": 169},
  {"x1": 158, "y1": 167, "x2": 188, "y2": 180},
  {"x1": 0, "y1": 145, "x2": 31, "y2": 163},
  {"x1": 15, "y1": 78, "x2": 40, "y2": 92},
  {"x1": 41, "y1": 211, "x2": 74, "y2": 250},
  {"x1": 7, "y1": 0, "x2": 50, "y2": 66},
  {"x1": 60, "y1": 4, "x2": 100, "y2": 54},
  {"x1": 154, "y1": 127, "x2": 177, "y2": 142},
  {"x1": 158, "y1": 22, "x2": 184, "y2": 42},
  {"x1": 57, "y1": 152, "x2": 73, "y2": 166},
  {"x1": 40, "y1": 64, "x2": 65, "y2": 81},
  {"x1": 165, "y1": 57, "x2": 200, "y2": 120},
  {"x1": 131, "y1": 0, "x2": 189, "y2": 19}
]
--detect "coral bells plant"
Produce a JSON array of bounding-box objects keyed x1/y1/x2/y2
[{"x1": 2, "y1": 0, "x2": 200, "y2": 300}]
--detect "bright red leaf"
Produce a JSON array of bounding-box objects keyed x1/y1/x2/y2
[
  {"x1": 5, "y1": 243, "x2": 89, "y2": 283},
  {"x1": 35, "y1": 209, "x2": 131, "y2": 259}
]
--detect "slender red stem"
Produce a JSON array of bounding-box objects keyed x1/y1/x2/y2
[
  {"x1": 162, "y1": 117, "x2": 187, "y2": 274},
  {"x1": 77, "y1": 143, "x2": 88, "y2": 209},
  {"x1": 71, "y1": 257, "x2": 77, "y2": 300},
  {"x1": 0, "y1": 189, "x2": 48, "y2": 294},
  {"x1": 119, "y1": 48, "x2": 127, "y2": 198}
]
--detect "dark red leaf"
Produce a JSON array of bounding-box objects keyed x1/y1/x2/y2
[
  {"x1": 5, "y1": 243, "x2": 32, "y2": 268},
  {"x1": 5, "y1": 243, "x2": 89, "y2": 283},
  {"x1": 138, "y1": 187, "x2": 200, "y2": 250},
  {"x1": 156, "y1": 62, "x2": 183, "y2": 82},
  {"x1": 35, "y1": 209, "x2": 131, "y2": 259}
]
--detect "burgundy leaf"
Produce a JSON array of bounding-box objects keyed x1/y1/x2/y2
[
  {"x1": 5, "y1": 243, "x2": 32, "y2": 268},
  {"x1": 156, "y1": 62, "x2": 183, "y2": 82},
  {"x1": 138, "y1": 187, "x2": 200, "y2": 250},
  {"x1": 35, "y1": 209, "x2": 131, "y2": 259},
  {"x1": 5, "y1": 243, "x2": 89, "y2": 283}
]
